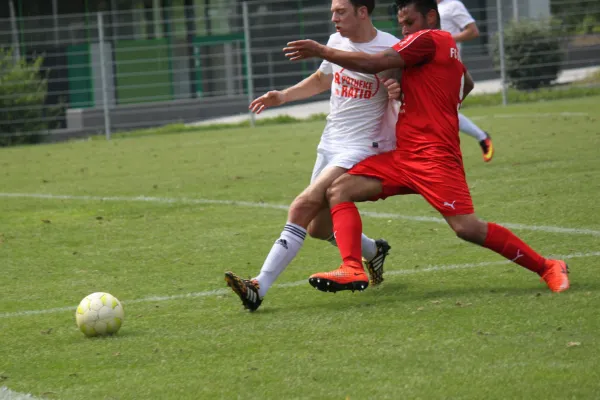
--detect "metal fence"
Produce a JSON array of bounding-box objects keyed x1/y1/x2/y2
[{"x1": 0, "y1": 0, "x2": 599, "y2": 143}]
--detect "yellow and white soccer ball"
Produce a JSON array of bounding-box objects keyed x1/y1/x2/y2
[{"x1": 75, "y1": 292, "x2": 124, "y2": 337}]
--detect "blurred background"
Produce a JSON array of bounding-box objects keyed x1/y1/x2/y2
[{"x1": 0, "y1": 0, "x2": 598, "y2": 144}]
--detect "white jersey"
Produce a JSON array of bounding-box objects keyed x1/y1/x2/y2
[
  {"x1": 438, "y1": 0, "x2": 476, "y2": 51},
  {"x1": 318, "y1": 30, "x2": 400, "y2": 152}
]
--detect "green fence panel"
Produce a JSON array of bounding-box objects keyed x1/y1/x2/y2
[
  {"x1": 114, "y1": 38, "x2": 173, "y2": 104},
  {"x1": 67, "y1": 44, "x2": 94, "y2": 108}
]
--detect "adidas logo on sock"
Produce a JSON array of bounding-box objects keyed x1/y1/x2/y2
[{"x1": 276, "y1": 238, "x2": 288, "y2": 249}]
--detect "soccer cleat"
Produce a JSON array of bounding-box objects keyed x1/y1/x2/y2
[
  {"x1": 363, "y1": 239, "x2": 391, "y2": 286},
  {"x1": 308, "y1": 265, "x2": 369, "y2": 293},
  {"x1": 224, "y1": 271, "x2": 262, "y2": 312},
  {"x1": 540, "y1": 259, "x2": 570, "y2": 293},
  {"x1": 479, "y1": 134, "x2": 494, "y2": 163}
]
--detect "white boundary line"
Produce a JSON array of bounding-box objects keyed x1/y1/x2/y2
[
  {"x1": 1, "y1": 251, "x2": 599, "y2": 320},
  {"x1": 1, "y1": 192, "x2": 599, "y2": 237}
]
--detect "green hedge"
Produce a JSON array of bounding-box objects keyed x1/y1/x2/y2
[
  {"x1": 494, "y1": 19, "x2": 564, "y2": 90},
  {"x1": 0, "y1": 49, "x2": 58, "y2": 147}
]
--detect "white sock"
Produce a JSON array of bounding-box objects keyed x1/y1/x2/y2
[
  {"x1": 459, "y1": 113, "x2": 488, "y2": 141},
  {"x1": 361, "y1": 234, "x2": 377, "y2": 261},
  {"x1": 327, "y1": 233, "x2": 378, "y2": 261},
  {"x1": 254, "y1": 222, "x2": 306, "y2": 298}
]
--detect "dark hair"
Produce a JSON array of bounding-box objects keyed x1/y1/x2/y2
[
  {"x1": 349, "y1": 0, "x2": 375, "y2": 15},
  {"x1": 394, "y1": 0, "x2": 440, "y2": 27}
]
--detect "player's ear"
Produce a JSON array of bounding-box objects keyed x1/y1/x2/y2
[
  {"x1": 358, "y1": 5, "x2": 369, "y2": 19},
  {"x1": 426, "y1": 9, "x2": 437, "y2": 28}
]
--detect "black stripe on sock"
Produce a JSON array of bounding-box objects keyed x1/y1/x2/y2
[
  {"x1": 284, "y1": 225, "x2": 306, "y2": 240},
  {"x1": 284, "y1": 224, "x2": 307, "y2": 237}
]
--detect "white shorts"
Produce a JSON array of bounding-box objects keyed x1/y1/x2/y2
[{"x1": 310, "y1": 147, "x2": 382, "y2": 183}]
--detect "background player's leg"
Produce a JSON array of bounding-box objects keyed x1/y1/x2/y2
[
  {"x1": 459, "y1": 114, "x2": 494, "y2": 162},
  {"x1": 458, "y1": 113, "x2": 487, "y2": 141}
]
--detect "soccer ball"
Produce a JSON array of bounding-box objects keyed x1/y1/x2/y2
[{"x1": 75, "y1": 292, "x2": 124, "y2": 337}]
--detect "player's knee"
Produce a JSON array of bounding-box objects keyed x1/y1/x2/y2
[
  {"x1": 452, "y1": 220, "x2": 486, "y2": 244},
  {"x1": 326, "y1": 176, "x2": 352, "y2": 204},
  {"x1": 288, "y1": 194, "x2": 322, "y2": 225}
]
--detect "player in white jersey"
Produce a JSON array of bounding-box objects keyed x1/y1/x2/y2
[
  {"x1": 437, "y1": 0, "x2": 494, "y2": 162},
  {"x1": 225, "y1": 0, "x2": 399, "y2": 311}
]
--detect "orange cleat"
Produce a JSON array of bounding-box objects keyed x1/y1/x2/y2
[
  {"x1": 308, "y1": 264, "x2": 369, "y2": 293},
  {"x1": 540, "y1": 259, "x2": 570, "y2": 293},
  {"x1": 479, "y1": 134, "x2": 494, "y2": 163}
]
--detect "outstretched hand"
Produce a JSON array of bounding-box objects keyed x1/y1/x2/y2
[
  {"x1": 249, "y1": 91, "x2": 286, "y2": 114},
  {"x1": 283, "y1": 40, "x2": 324, "y2": 61}
]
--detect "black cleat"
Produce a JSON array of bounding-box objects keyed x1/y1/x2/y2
[
  {"x1": 479, "y1": 133, "x2": 494, "y2": 163},
  {"x1": 364, "y1": 239, "x2": 391, "y2": 286},
  {"x1": 224, "y1": 271, "x2": 262, "y2": 312}
]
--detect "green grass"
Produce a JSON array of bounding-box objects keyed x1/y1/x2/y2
[{"x1": 1, "y1": 96, "x2": 600, "y2": 399}]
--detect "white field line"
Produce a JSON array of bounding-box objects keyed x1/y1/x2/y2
[
  {"x1": 1, "y1": 192, "x2": 599, "y2": 237},
  {"x1": 0, "y1": 387, "x2": 43, "y2": 400},
  {"x1": 1, "y1": 251, "x2": 599, "y2": 320}
]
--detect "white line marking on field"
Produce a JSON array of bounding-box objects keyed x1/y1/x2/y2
[
  {"x1": 1, "y1": 251, "x2": 598, "y2": 319},
  {"x1": 1, "y1": 192, "x2": 599, "y2": 237},
  {"x1": 0, "y1": 387, "x2": 43, "y2": 400}
]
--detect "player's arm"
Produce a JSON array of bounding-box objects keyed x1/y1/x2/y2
[
  {"x1": 463, "y1": 70, "x2": 475, "y2": 100},
  {"x1": 284, "y1": 40, "x2": 405, "y2": 75},
  {"x1": 249, "y1": 70, "x2": 332, "y2": 114},
  {"x1": 284, "y1": 32, "x2": 435, "y2": 75},
  {"x1": 451, "y1": 3, "x2": 479, "y2": 43},
  {"x1": 453, "y1": 22, "x2": 479, "y2": 43}
]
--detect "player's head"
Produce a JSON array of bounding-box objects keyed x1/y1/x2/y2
[
  {"x1": 331, "y1": 0, "x2": 375, "y2": 37},
  {"x1": 394, "y1": 0, "x2": 440, "y2": 36}
]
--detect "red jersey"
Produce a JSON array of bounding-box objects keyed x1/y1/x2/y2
[{"x1": 392, "y1": 30, "x2": 466, "y2": 161}]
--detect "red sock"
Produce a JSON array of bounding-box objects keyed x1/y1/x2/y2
[
  {"x1": 330, "y1": 202, "x2": 363, "y2": 270},
  {"x1": 484, "y1": 222, "x2": 546, "y2": 274}
]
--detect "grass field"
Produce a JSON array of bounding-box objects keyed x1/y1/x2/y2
[{"x1": 1, "y1": 96, "x2": 599, "y2": 399}]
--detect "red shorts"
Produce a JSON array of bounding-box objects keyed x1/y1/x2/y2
[{"x1": 348, "y1": 151, "x2": 474, "y2": 216}]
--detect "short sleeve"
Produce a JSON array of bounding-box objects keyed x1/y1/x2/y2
[
  {"x1": 319, "y1": 34, "x2": 342, "y2": 75},
  {"x1": 451, "y1": 2, "x2": 476, "y2": 30},
  {"x1": 392, "y1": 30, "x2": 436, "y2": 68}
]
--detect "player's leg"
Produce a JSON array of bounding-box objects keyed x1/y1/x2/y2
[
  {"x1": 309, "y1": 151, "x2": 403, "y2": 292},
  {"x1": 225, "y1": 164, "x2": 347, "y2": 311},
  {"x1": 444, "y1": 214, "x2": 569, "y2": 292},
  {"x1": 307, "y1": 206, "x2": 390, "y2": 285},
  {"x1": 326, "y1": 173, "x2": 386, "y2": 268},
  {"x1": 252, "y1": 166, "x2": 347, "y2": 291},
  {"x1": 412, "y1": 161, "x2": 568, "y2": 293},
  {"x1": 458, "y1": 113, "x2": 494, "y2": 162},
  {"x1": 305, "y1": 147, "x2": 392, "y2": 284},
  {"x1": 308, "y1": 173, "x2": 385, "y2": 292}
]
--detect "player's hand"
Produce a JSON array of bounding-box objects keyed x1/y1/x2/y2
[
  {"x1": 383, "y1": 79, "x2": 402, "y2": 101},
  {"x1": 283, "y1": 40, "x2": 324, "y2": 61},
  {"x1": 249, "y1": 91, "x2": 286, "y2": 114}
]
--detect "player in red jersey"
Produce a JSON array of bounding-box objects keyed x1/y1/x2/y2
[{"x1": 283, "y1": 0, "x2": 569, "y2": 294}]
